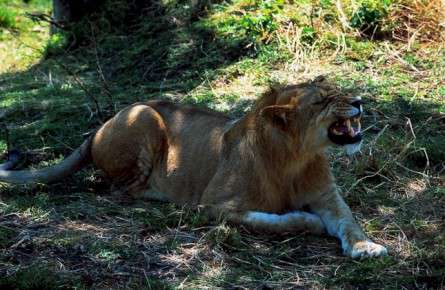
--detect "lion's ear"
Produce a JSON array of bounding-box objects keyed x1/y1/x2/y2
[
  {"x1": 312, "y1": 75, "x2": 326, "y2": 84},
  {"x1": 261, "y1": 105, "x2": 293, "y2": 130}
]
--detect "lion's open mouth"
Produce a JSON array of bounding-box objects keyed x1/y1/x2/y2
[{"x1": 328, "y1": 117, "x2": 362, "y2": 145}]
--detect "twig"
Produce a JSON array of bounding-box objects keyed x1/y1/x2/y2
[
  {"x1": 1, "y1": 124, "x2": 10, "y2": 153},
  {"x1": 405, "y1": 118, "x2": 416, "y2": 139},
  {"x1": 310, "y1": 3, "x2": 314, "y2": 29},
  {"x1": 367, "y1": 124, "x2": 390, "y2": 146},
  {"x1": 347, "y1": 159, "x2": 392, "y2": 193},
  {"x1": 348, "y1": 136, "x2": 416, "y2": 193},
  {"x1": 420, "y1": 147, "x2": 430, "y2": 170},
  {"x1": 384, "y1": 43, "x2": 420, "y2": 73},
  {"x1": 395, "y1": 161, "x2": 429, "y2": 178},
  {"x1": 90, "y1": 21, "x2": 115, "y2": 115},
  {"x1": 56, "y1": 61, "x2": 105, "y2": 122},
  {"x1": 335, "y1": 0, "x2": 352, "y2": 32},
  {"x1": 4, "y1": 30, "x2": 105, "y2": 123},
  {"x1": 25, "y1": 12, "x2": 66, "y2": 30}
]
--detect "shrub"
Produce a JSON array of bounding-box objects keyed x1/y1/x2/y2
[
  {"x1": 349, "y1": 0, "x2": 392, "y2": 38},
  {"x1": 204, "y1": 0, "x2": 285, "y2": 47},
  {"x1": 0, "y1": 6, "x2": 16, "y2": 29}
]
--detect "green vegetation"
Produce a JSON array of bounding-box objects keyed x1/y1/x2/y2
[
  {"x1": 0, "y1": 6, "x2": 16, "y2": 29},
  {"x1": 0, "y1": 263, "x2": 84, "y2": 290},
  {"x1": 0, "y1": 0, "x2": 444, "y2": 289}
]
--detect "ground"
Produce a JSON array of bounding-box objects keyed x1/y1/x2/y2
[{"x1": 0, "y1": 0, "x2": 444, "y2": 289}]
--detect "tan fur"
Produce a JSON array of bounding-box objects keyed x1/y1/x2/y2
[{"x1": 0, "y1": 77, "x2": 387, "y2": 258}]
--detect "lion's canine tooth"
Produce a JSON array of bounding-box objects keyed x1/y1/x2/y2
[{"x1": 346, "y1": 119, "x2": 355, "y2": 136}]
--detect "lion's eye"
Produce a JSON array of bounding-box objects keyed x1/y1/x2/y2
[{"x1": 312, "y1": 100, "x2": 326, "y2": 106}]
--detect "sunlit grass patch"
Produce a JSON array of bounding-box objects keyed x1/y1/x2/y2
[
  {"x1": 0, "y1": 5, "x2": 16, "y2": 29},
  {"x1": 0, "y1": 140, "x2": 6, "y2": 152},
  {"x1": 0, "y1": 0, "x2": 51, "y2": 73},
  {"x1": 95, "y1": 248, "x2": 121, "y2": 263},
  {"x1": 202, "y1": 0, "x2": 285, "y2": 45},
  {"x1": 0, "y1": 192, "x2": 51, "y2": 221},
  {"x1": 44, "y1": 32, "x2": 69, "y2": 57}
]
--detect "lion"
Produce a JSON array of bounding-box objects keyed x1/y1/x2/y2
[{"x1": 0, "y1": 76, "x2": 387, "y2": 259}]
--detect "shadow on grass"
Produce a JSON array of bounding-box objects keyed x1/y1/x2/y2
[{"x1": 0, "y1": 0, "x2": 259, "y2": 152}]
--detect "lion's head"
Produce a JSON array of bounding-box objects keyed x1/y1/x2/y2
[{"x1": 256, "y1": 76, "x2": 363, "y2": 155}]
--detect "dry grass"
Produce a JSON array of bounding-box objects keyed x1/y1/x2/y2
[{"x1": 390, "y1": 0, "x2": 445, "y2": 44}]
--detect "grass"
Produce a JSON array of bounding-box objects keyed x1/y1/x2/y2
[
  {"x1": 0, "y1": 0, "x2": 444, "y2": 289},
  {"x1": 0, "y1": 6, "x2": 16, "y2": 29},
  {"x1": 0, "y1": 263, "x2": 84, "y2": 290}
]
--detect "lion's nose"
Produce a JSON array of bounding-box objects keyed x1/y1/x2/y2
[
  {"x1": 351, "y1": 100, "x2": 362, "y2": 110},
  {"x1": 350, "y1": 100, "x2": 362, "y2": 117}
]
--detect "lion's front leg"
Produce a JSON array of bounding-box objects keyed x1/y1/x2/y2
[
  {"x1": 311, "y1": 190, "x2": 387, "y2": 259},
  {"x1": 241, "y1": 211, "x2": 326, "y2": 234},
  {"x1": 200, "y1": 162, "x2": 326, "y2": 235},
  {"x1": 205, "y1": 205, "x2": 327, "y2": 235}
]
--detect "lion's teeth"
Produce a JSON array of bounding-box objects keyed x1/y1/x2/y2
[
  {"x1": 352, "y1": 117, "x2": 361, "y2": 125},
  {"x1": 346, "y1": 119, "x2": 352, "y2": 130},
  {"x1": 346, "y1": 119, "x2": 355, "y2": 136}
]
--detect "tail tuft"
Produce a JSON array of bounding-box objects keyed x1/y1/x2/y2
[{"x1": 0, "y1": 149, "x2": 21, "y2": 171}]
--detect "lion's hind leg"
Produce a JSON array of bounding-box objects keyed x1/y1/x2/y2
[
  {"x1": 111, "y1": 145, "x2": 157, "y2": 198},
  {"x1": 92, "y1": 104, "x2": 168, "y2": 198}
]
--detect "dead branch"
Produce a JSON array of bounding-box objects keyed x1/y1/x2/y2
[
  {"x1": 25, "y1": 12, "x2": 66, "y2": 30},
  {"x1": 90, "y1": 21, "x2": 116, "y2": 115}
]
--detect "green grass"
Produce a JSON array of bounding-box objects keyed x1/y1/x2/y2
[
  {"x1": 0, "y1": 0, "x2": 444, "y2": 289},
  {"x1": 0, "y1": 0, "x2": 51, "y2": 72},
  {"x1": 0, "y1": 6, "x2": 16, "y2": 29},
  {"x1": 0, "y1": 225, "x2": 18, "y2": 247},
  {"x1": 0, "y1": 263, "x2": 85, "y2": 290}
]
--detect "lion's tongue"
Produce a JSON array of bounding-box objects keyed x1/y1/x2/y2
[
  {"x1": 335, "y1": 125, "x2": 349, "y2": 134},
  {"x1": 332, "y1": 119, "x2": 355, "y2": 136}
]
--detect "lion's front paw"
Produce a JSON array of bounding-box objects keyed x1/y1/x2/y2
[{"x1": 348, "y1": 240, "x2": 388, "y2": 259}]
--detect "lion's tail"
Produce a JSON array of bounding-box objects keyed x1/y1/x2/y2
[{"x1": 0, "y1": 137, "x2": 92, "y2": 184}]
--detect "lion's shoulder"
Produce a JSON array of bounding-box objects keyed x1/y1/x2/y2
[{"x1": 146, "y1": 100, "x2": 231, "y2": 121}]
